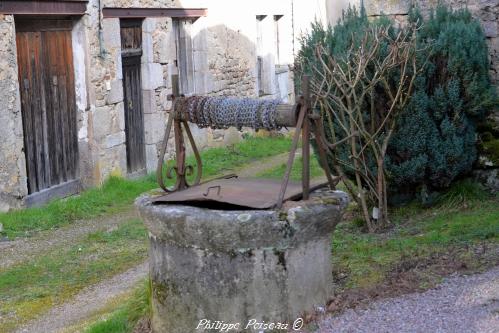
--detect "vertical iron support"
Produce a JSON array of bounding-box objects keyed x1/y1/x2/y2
[
  {"x1": 276, "y1": 102, "x2": 308, "y2": 209},
  {"x1": 302, "y1": 75, "x2": 311, "y2": 201}
]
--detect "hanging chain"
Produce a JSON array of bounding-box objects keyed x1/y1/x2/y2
[{"x1": 176, "y1": 96, "x2": 282, "y2": 131}]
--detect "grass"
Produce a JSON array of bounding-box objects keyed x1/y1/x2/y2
[
  {"x1": 258, "y1": 160, "x2": 499, "y2": 291},
  {"x1": 0, "y1": 219, "x2": 148, "y2": 332},
  {"x1": 83, "y1": 280, "x2": 151, "y2": 333},
  {"x1": 435, "y1": 178, "x2": 491, "y2": 208},
  {"x1": 333, "y1": 186, "x2": 499, "y2": 291},
  {"x1": 178, "y1": 134, "x2": 293, "y2": 180},
  {"x1": 256, "y1": 154, "x2": 325, "y2": 180},
  {"x1": 0, "y1": 177, "x2": 156, "y2": 239},
  {"x1": 0, "y1": 135, "x2": 292, "y2": 239}
]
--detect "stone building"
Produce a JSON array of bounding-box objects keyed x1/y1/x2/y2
[
  {"x1": 2, "y1": 0, "x2": 495, "y2": 210},
  {"x1": 0, "y1": 0, "x2": 327, "y2": 210}
]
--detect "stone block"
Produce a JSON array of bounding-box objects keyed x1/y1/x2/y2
[
  {"x1": 114, "y1": 102, "x2": 126, "y2": 132},
  {"x1": 143, "y1": 18, "x2": 157, "y2": 33},
  {"x1": 144, "y1": 112, "x2": 166, "y2": 145},
  {"x1": 0, "y1": 14, "x2": 28, "y2": 208},
  {"x1": 77, "y1": 110, "x2": 89, "y2": 141},
  {"x1": 93, "y1": 106, "x2": 112, "y2": 139},
  {"x1": 99, "y1": 144, "x2": 127, "y2": 180},
  {"x1": 106, "y1": 79, "x2": 123, "y2": 105},
  {"x1": 142, "y1": 89, "x2": 157, "y2": 114},
  {"x1": 479, "y1": 0, "x2": 499, "y2": 8},
  {"x1": 483, "y1": 21, "x2": 498, "y2": 38},
  {"x1": 365, "y1": 0, "x2": 411, "y2": 16},
  {"x1": 193, "y1": 50, "x2": 208, "y2": 72},
  {"x1": 145, "y1": 143, "x2": 159, "y2": 173},
  {"x1": 194, "y1": 72, "x2": 207, "y2": 95},
  {"x1": 102, "y1": 18, "x2": 121, "y2": 50},
  {"x1": 156, "y1": 31, "x2": 176, "y2": 64},
  {"x1": 105, "y1": 131, "x2": 126, "y2": 149},
  {"x1": 142, "y1": 63, "x2": 164, "y2": 90},
  {"x1": 223, "y1": 127, "x2": 242, "y2": 146},
  {"x1": 192, "y1": 28, "x2": 208, "y2": 52},
  {"x1": 158, "y1": 89, "x2": 172, "y2": 110},
  {"x1": 115, "y1": 51, "x2": 123, "y2": 80},
  {"x1": 142, "y1": 32, "x2": 154, "y2": 64}
]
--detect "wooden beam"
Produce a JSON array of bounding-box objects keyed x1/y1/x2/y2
[
  {"x1": 102, "y1": 7, "x2": 207, "y2": 19},
  {"x1": 25, "y1": 179, "x2": 81, "y2": 207},
  {"x1": 0, "y1": 1, "x2": 88, "y2": 15}
]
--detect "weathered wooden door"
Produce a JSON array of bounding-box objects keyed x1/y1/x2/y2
[
  {"x1": 121, "y1": 19, "x2": 146, "y2": 174},
  {"x1": 16, "y1": 19, "x2": 79, "y2": 197}
]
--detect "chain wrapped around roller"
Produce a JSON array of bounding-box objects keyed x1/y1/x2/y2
[{"x1": 177, "y1": 96, "x2": 282, "y2": 131}]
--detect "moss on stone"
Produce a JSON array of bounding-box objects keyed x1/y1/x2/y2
[
  {"x1": 322, "y1": 198, "x2": 341, "y2": 206},
  {"x1": 152, "y1": 279, "x2": 178, "y2": 306}
]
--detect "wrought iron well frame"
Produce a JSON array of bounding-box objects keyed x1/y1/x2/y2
[{"x1": 156, "y1": 75, "x2": 339, "y2": 209}]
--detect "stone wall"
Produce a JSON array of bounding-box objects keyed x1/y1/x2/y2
[
  {"x1": 86, "y1": 0, "x2": 293, "y2": 176},
  {"x1": 0, "y1": 0, "x2": 303, "y2": 210},
  {"x1": 81, "y1": 0, "x2": 177, "y2": 181},
  {"x1": 362, "y1": 1, "x2": 498, "y2": 83},
  {"x1": 0, "y1": 15, "x2": 27, "y2": 212}
]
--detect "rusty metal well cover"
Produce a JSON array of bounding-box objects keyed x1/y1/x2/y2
[{"x1": 151, "y1": 178, "x2": 327, "y2": 209}]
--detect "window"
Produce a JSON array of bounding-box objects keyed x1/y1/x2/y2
[{"x1": 173, "y1": 19, "x2": 194, "y2": 95}]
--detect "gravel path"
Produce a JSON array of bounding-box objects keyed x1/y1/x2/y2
[
  {"x1": 0, "y1": 210, "x2": 137, "y2": 269},
  {"x1": 317, "y1": 267, "x2": 499, "y2": 333},
  {"x1": 15, "y1": 261, "x2": 149, "y2": 333}
]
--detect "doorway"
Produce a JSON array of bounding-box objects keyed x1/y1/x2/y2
[
  {"x1": 121, "y1": 19, "x2": 146, "y2": 175},
  {"x1": 16, "y1": 19, "x2": 80, "y2": 204}
]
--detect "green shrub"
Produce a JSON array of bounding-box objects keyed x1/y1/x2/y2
[{"x1": 296, "y1": 5, "x2": 496, "y2": 204}]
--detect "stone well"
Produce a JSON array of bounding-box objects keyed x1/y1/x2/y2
[{"x1": 136, "y1": 189, "x2": 349, "y2": 333}]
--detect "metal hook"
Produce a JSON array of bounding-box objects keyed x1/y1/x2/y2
[{"x1": 203, "y1": 185, "x2": 221, "y2": 197}]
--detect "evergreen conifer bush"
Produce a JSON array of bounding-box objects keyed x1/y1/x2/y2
[{"x1": 297, "y1": 5, "x2": 496, "y2": 210}]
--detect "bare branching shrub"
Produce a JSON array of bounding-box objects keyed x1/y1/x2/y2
[{"x1": 311, "y1": 25, "x2": 427, "y2": 231}]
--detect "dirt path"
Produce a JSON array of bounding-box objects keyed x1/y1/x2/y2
[
  {"x1": 16, "y1": 262, "x2": 149, "y2": 333},
  {"x1": 0, "y1": 210, "x2": 137, "y2": 269},
  {"x1": 317, "y1": 267, "x2": 499, "y2": 333}
]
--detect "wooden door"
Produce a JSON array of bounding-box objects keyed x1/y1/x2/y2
[
  {"x1": 16, "y1": 19, "x2": 79, "y2": 195},
  {"x1": 121, "y1": 20, "x2": 146, "y2": 174}
]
